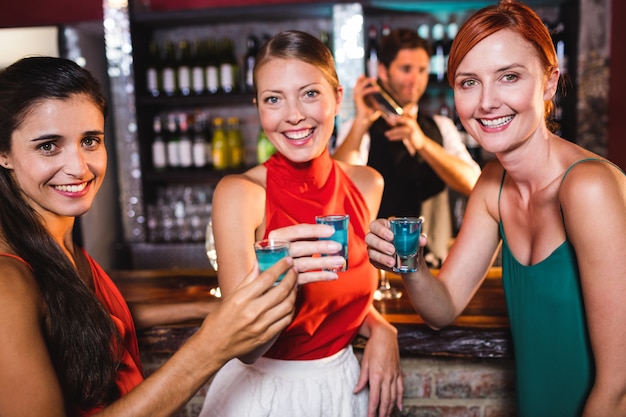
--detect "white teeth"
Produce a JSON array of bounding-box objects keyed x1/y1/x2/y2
[
  {"x1": 480, "y1": 115, "x2": 513, "y2": 128},
  {"x1": 54, "y1": 183, "x2": 87, "y2": 193},
  {"x1": 285, "y1": 129, "x2": 313, "y2": 140}
]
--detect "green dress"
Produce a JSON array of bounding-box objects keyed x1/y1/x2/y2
[{"x1": 498, "y1": 159, "x2": 608, "y2": 416}]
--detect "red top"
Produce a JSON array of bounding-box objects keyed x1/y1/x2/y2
[
  {"x1": 79, "y1": 250, "x2": 144, "y2": 416},
  {"x1": 0, "y1": 252, "x2": 144, "y2": 416},
  {"x1": 263, "y1": 149, "x2": 378, "y2": 360}
]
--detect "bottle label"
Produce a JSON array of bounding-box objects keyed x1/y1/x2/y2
[
  {"x1": 220, "y1": 63, "x2": 234, "y2": 92},
  {"x1": 192, "y1": 66, "x2": 205, "y2": 94},
  {"x1": 167, "y1": 141, "x2": 180, "y2": 167},
  {"x1": 152, "y1": 141, "x2": 167, "y2": 169},
  {"x1": 206, "y1": 66, "x2": 219, "y2": 93},
  {"x1": 192, "y1": 141, "x2": 207, "y2": 167},
  {"x1": 178, "y1": 139, "x2": 193, "y2": 167},
  {"x1": 147, "y1": 68, "x2": 159, "y2": 96},
  {"x1": 163, "y1": 68, "x2": 176, "y2": 95},
  {"x1": 178, "y1": 66, "x2": 191, "y2": 96}
]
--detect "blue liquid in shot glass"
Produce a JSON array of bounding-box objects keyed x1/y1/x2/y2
[{"x1": 255, "y1": 241, "x2": 290, "y2": 283}]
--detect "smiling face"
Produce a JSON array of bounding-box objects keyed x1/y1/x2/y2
[
  {"x1": 4, "y1": 94, "x2": 106, "y2": 222},
  {"x1": 255, "y1": 57, "x2": 342, "y2": 163},
  {"x1": 452, "y1": 29, "x2": 558, "y2": 154},
  {"x1": 379, "y1": 47, "x2": 430, "y2": 107}
]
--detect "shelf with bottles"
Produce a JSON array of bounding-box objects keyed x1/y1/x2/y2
[{"x1": 145, "y1": 108, "x2": 261, "y2": 181}]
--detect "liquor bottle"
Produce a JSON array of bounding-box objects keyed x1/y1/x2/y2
[
  {"x1": 243, "y1": 34, "x2": 259, "y2": 93},
  {"x1": 177, "y1": 40, "x2": 192, "y2": 96},
  {"x1": 177, "y1": 113, "x2": 193, "y2": 169},
  {"x1": 192, "y1": 112, "x2": 208, "y2": 168},
  {"x1": 226, "y1": 116, "x2": 244, "y2": 168},
  {"x1": 146, "y1": 40, "x2": 161, "y2": 97},
  {"x1": 365, "y1": 25, "x2": 379, "y2": 78},
  {"x1": 320, "y1": 30, "x2": 331, "y2": 52},
  {"x1": 381, "y1": 23, "x2": 391, "y2": 37},
  {"x1": 256, "y1": 128, "x2": 275, "y2": 163},
  {"x1": 191, "y1": 40, "x2": 206, "y2": 95},
  {"x1": 219, "y1": 38, "x2": 238, "y2": 93},
  {"x1": 205, "y1": 38, "x2": 220, "y2": 95},
  {"x1": 430, "y1": 23, "x2": 446, "y2": 83},
  {"x1": 151, "y1": 115, "x2": 167, "y2": 170},
  {"x1": 444, "y1": 19, "x2": 458, "y2": 76},
  {"x1": 166, "y1": 113, "x2": 180, "y2": 168},
  {"x1": 161, "y1": 40, "x2": 177, "y2": 97},
  {"x1": 211, "y1": 117, "x2": 229, "y2": 170}
]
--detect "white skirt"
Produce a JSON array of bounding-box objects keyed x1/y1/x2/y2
[{"x1": 198, "y1": 345, "x2": 368, "y2": 417}]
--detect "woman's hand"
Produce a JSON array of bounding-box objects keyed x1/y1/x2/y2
[
  {"x1": 197, "y1": 258, "x2": 297, "y2": 363},
  {"x1": 354, "y1": 310, "x2": 404, "y2": 417},
  {"x1": 366, "y1": 218, "x2": 428, "y2": 272},
  {"x1": 267, "y1": 224, "x2": 347, "y2": 284}
]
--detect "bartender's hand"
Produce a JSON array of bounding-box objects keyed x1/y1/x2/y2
[
  {"x1": 366, "y1": 218, "x2": 428, "y2": 272},
  {"x1": 352, "y1": 75, "x2": 383, "y2": 126},
  {"x1": 267, "y1": 224, "x2": 346, "y2": 284},
  {"x1": 383, "y1": 114, "x2": 427, "y2": 156}
]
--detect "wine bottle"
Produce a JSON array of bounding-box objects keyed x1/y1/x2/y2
[
  {"x1": 226, "y1": 116, "x2": 244, "y2": 168},
  {"x1": 166, "y1": 113, "x2": 180, "y2": 168},
  {"x1": 205, "y1": 38, "x2": 220, "y2": 94},
  {"x1": 211, "y1": 117, "x2": 229, "y2": 170},
  {"x1": 192, "y1": 112, "x2": 208, "y2": 168},
  {"x1": 151, "y1": 115, "x2": 167, "y2": 170},
  {"x1": 146, "y1": 40, "x2": 161, "y2": 97},
  {"x1": 191, "y1": 40, "x2": 206, "y2": 95},
  {"x1": 220, "y1": 38, "x2": 238, "y2": 94},
  {"x1": 161, "y1": 41, "x2": 177, "y2": 97},
  {"x1": 178, "y1": 113, "x2": 193, "y2": 169},
  {"x1": 243, "y1": 35, "x2": 259, "y2": 93},
  {"x1": 177, "y1": 40, "x2": 192, "y2": 96},
  {"x1": 430, "y1": 23, "x2": 446, "y2": 83},
  {"x1": 366, "y1": 25, "x2": 379, "y2": 78}
]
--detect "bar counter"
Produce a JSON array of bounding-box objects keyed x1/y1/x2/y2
[
  {"x1": 111, "y1": 267, "x2": 512, "y2": 359},
  {"x1": 112, "y1": 268, "x2": 517, "y2": 416}
]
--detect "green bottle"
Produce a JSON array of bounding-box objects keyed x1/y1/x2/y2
[
  {"x1": 211, "y1": 117, "x2": 229, "y2": 170},
  {"x1": 256, "y1": 128, "x2": 275, "y2": 164},
  {"x1": 226, "y1": 116, "x2": 244, "y2": 168}
]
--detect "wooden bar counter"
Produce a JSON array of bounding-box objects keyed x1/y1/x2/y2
[
  {"x1": 111, "y1": 267, "x2": 512, "y2": 359},
  {"x1": 111, "y1": 268, "x2": 517, "y2": 416}
]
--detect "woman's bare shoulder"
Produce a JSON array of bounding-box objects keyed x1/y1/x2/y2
[{"x1": 0, "y1": 254, "x2": 42, "y2": 314}]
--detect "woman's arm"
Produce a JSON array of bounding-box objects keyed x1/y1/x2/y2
[
  {"x1": 128, "y1": 300, "x2": 220, "y2": 330},
  {"x1": 0, "y1": 259, "x2": 66, "y2": 417},
  {"x1": 354, "y1": 305, "x2": 403, "y2": 417},
  {"x1": 366, "y1": 162, "x2": 502, "y2": 329},
  {"x1": 561, "y1": 161, "x2": 626, "y2": 416}
]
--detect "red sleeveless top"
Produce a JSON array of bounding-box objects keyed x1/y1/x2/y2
[
  {"x1": 263, "y1": 149, "x2": 378, "y2": 360},
  {"x1": 0, "y1": 251, "x2": 144, "y2": 416}
]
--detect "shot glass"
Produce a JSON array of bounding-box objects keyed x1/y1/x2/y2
[
  {"x1": 389, "y1": 217, "x2": 423, "y2": 273},
  {"x1": 315, "y1": 214, "x2": 349, "y2": 272},
  {"x1": 254, "y1": 239, "x2": 290, "y2": 284}
]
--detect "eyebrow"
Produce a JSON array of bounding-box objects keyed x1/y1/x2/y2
[
  {"x1": 455, "y1": 63, "x2": 527, "y2": 79},
  {"x1": 30, "y1": 130, "x2": 105, "y2": 142}
]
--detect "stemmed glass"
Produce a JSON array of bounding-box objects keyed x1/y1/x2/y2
[
  {"x1": 373, "y1": 269, "x2": 402, "y2": 300},
  {"x1": 205, "y1": 218, "x2": 221, "y2": 298}
]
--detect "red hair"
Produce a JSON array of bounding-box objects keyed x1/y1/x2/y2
[{"x1": 447, "y1": 0, "x2": 559, "y2": 119}]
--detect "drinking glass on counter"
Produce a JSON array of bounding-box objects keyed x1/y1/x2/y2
[
  {"x1": 315, "y1": 214, "x2": 349, "y2": 272},
  {"x1": 205, "y1": 218, "x2": 221, "y2": 298},
  {"x1": 389, "y1": 216, "x2": 423, "y2": 273},
  {"x1": 254, "y1": 239, "x2": 290, "y2": 284}
]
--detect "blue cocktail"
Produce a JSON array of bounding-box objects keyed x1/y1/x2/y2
[
  {"x1": 315, "y1": 214, "x2": 349, "y2": 272},
  {"x1": 254, "y1": 239, "x2": 290, "y2": 283},
  {"x1": 389, "y1": 217, "x2": 423, "y2": 273}
]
